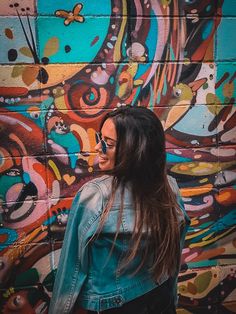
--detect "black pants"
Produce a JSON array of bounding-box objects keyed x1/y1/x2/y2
[{"x1": 87, "y1": 278, "x2": 176, "y2": 314}]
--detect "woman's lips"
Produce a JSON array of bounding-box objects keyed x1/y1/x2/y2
[{"x1": 98, "y1": 156, "x2": 108, "y2": 163}]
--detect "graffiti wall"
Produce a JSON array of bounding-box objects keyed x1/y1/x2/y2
[{"x1": 0, "y1": 0, "x2": 235, "y2": 313}]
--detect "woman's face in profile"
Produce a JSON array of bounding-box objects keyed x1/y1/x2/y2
[{"x1": 95, "y1": 118, "x2": 117, "y2": 171}]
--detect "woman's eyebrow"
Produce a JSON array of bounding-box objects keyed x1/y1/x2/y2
[{"x1": 103, "y1": 135, "x2": 117, "y2": 142}]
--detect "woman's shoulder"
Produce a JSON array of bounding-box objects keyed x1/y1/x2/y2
[
  {"x1": 80, "y1": 175, "x2": 112, "y2": 189},
  {"x1": 78, "y1": 175, "x2": 132, "y2": 207},
  {"x1": 71, "y1": 176, "x2": 112, "y2": 216},
  {"x1": 78, "y1": 175, "x2": 112, "y2": 198}
]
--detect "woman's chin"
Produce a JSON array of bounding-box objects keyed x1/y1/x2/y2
[
  {"x1": 99, "y1": 162, "x2": 109, "y2": 171},
  {"x1": 98, "y1": 161, "x2": 113, "y2": 171}
]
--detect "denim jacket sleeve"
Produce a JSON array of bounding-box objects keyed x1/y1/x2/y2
[{"x1": 49, "y1": 182, "x2": 104, "y2": 314}]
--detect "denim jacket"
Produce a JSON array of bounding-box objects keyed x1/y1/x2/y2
[{"x1": 49, "y1": 175, "x2": 190, "y2": 313}]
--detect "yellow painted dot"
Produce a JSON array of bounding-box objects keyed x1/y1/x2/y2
[
  {"x1": 178, "y1": 285, "x2": 188, "y2": 294},
  {"x1": 88, "y1": 167, "x2": 93, "y2": 173},
  {"x1": 199, "y1": 178, "x2": 208, "y2": 183}
]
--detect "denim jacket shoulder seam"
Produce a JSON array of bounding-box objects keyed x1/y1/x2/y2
[
  {"x1": 88, "y1": 181, "x2": 106, "y2": 201},
  {"x1": 79, "y1": 212, "x2": 102, "y2": 259}
]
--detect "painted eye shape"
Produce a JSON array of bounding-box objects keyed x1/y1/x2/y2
[
  {"x1": 6, "y1": 168, "x2": 21, "y2": 176},
  {"x1": 8, "y1": 294, "x2": 26, "y2": 309},
  {"x1": 173, "y1": 88, "x2": 182, "y2": 97},
  {"x1": 29, "y1": 112, "x2": 40, "y2": 119}
]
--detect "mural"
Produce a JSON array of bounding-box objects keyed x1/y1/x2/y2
[{"x1": 0, "y1": 0, "x2": 235, "y2": 313}]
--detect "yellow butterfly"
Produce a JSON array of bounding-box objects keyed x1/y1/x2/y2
[{"x1": 55, "y1": 3, "x2": 85, "y2": 26}]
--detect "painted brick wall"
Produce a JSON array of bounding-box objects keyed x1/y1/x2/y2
[{"x1": 0, "y1": 1, "x2": 235, "y2": 313}]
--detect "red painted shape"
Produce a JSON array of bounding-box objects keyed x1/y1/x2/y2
[
  {"x1": 0, "y1": 87, "x2": 28, "y2": 96},
  {"x1": 90, "y1": 36, "x2": 99, "y2": 46}
]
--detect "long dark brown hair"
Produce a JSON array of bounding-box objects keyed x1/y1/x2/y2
[{"x1": 97, "y1": 106, "x2": 185, "y2": 282}]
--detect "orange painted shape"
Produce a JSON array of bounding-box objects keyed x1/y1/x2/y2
[
  {"x1": 215, "y1": 188, "x2": 236, "y2": 205},
  {"x1": 180, "y1": 184, "x2": 213, "y2": 197},
  {"x1": 215, "y1": 188, "x2": 236, "y2": 206},
  {"x1": 15, "y1": 158, "x2": 22, "y2": 166},
  {"x1": 0, "y1": 156, "x2": 14, "y2": 173},
  {"x1": 187, "y1": 282, "x2": 197, "y2": 295},
  {"x1": 191, "y1": 247, "x2": 225, "y2": 262},
  {"x1": 63, "y1": 174, "x2": 76, "y2": 186},
  {"x1": 217, "y1": 191, "x2": 231, "y2": 201},
  {"x1": 33, "y1": 163, "x2": 48, "y2": 185},
  {"x1": 179, "y1": 165, "x2": 189, "y2": 171}
]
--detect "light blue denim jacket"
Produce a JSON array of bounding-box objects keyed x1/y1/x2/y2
[{"x1": 49, "y1": 175, "x2": 190, "y2": 313}]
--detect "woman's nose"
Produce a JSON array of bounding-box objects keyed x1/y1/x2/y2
[{"x1": 95, "y1": 142, "x2": 101, "y2": 152}]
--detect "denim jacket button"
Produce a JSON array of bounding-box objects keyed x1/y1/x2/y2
[{"x1": 115, "y1": 297, "x2": 122, "y2": 304}]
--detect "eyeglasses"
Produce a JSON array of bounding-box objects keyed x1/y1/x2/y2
[{"x1": 95, "y1": 132, "x2": 116, "y2": 154}]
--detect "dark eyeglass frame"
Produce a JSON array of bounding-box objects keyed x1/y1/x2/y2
[{"x1": 95, "y1": 132, "x2": 116, "y2": 154}]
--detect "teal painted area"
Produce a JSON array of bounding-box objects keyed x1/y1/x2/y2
[
  {"x1": 0, "y1": 175, "x2": 22, "y2": 200},
  {"x1": 133, "y1": 64, "x2": 149, "y2": 85},
  {"x1": 187, "y1": 210, "x2": 236, "y2": 264},
  {"x1": 43, "y1": 209, "x2": 70, "y2": 226},
  {"x1": 206, "y1": 5, "x2": 211, "y2": 13},
  {"x1": 163, "y1": 75, "x2": 167, "y2": 96},
  {"x1": 169, "y1": 46, "x2": 175, "y2": 61},
  {"x1": 49, "y1": 131, "x2": 80, "y2": 150},
  {"x1": 109, "y1": 77, "x2": 114, "y2": 84},
  {"x1": 37, "y1": 0, "x2": 111, "y2": 16},
  {"x1": 210, "y1": 209, "x2": 236, "y2": 232},
  {"x1": 131, "y1": 86, "x2": 141, "y2": 106},
  {"x1": 0, "y1": 17, "x2": 36, "y2": 63},
  {"x1": 134, "y1": 17, "x2": 158, "y2": 79},
  {"x1": 0, "y1": 228, "x2": 18, "y2": 250},
  {"x1": 202, "y1": 20, "x2": 213, "y2": 40},
  {"x1": 222, "y1": 0, "x2": 236, "y2": 16},
  {"x1": 216, "y1": 0, "x2": 236, "y2": 60},
  {"x1": 49, "y1": 131, "x2": 80, "y2": 168},
  {"x1": 23, "y1": 172, "x2": 31, "y2": 184},
  {"x1": 187, "y1": 260, "x2": 217, "y2": 268},
  {"x1": 4, "y1": 106, "x2": 45, "y2": 128},
  {"x1": 216, "y1": 17, "x2": 236, "y2": 60},
  {"x1": 39, "y1": 97, "x2": 55, "y2": 127},
  {"x1": 121, "y1": 33, "x2": 128, "y2": 58},
  {"x1": 199, "y1": 221, "x2": 214, "y2": 229},
  {"x1": 166, "y1": 153, "x2": 192, "y2": 163},
  {"x1": 145, "y1": 17, "x2": 158, "y2": 61},
  {"x1": 37, "y1": 16, "x2": 110, "y2": 63}
]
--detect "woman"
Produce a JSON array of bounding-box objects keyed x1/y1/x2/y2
[{"x1": 49, "y1": 106, "x2": 190, "y2": 314}]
